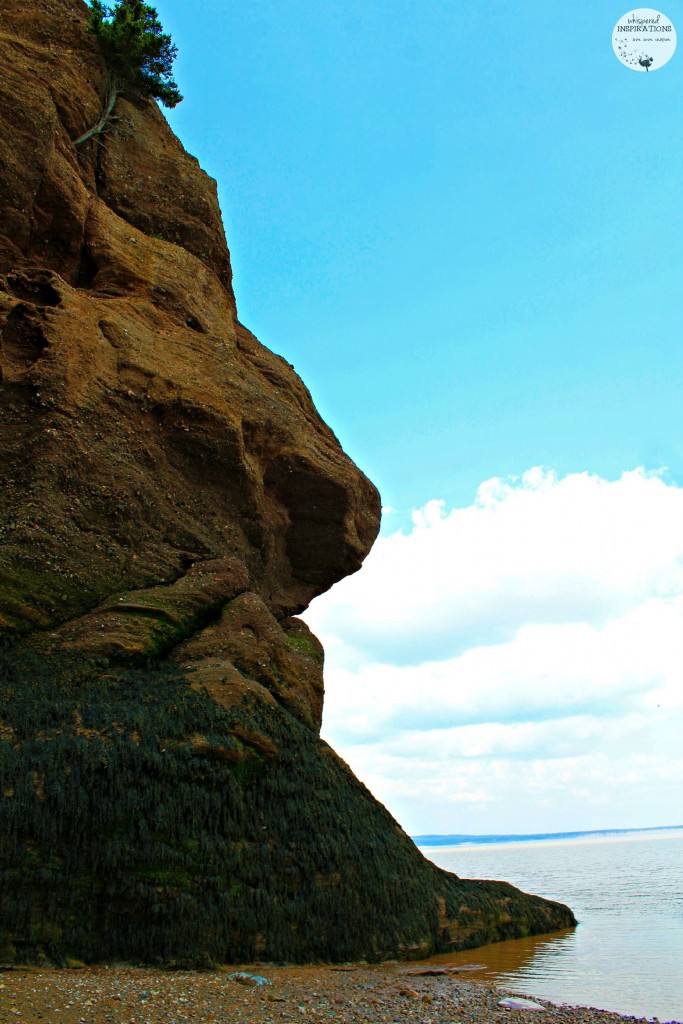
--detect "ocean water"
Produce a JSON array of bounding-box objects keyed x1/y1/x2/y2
[{"x1": 419, "y1": 828, "x2": 683, "y2": 1022}]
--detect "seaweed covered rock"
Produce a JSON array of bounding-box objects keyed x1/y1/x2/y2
[
  {"x1": 0, "y1": 646, "x2": 574, "y2": 965},
  {"x1": 0, "y1": 0, "x2": 575, "y2": 965}
]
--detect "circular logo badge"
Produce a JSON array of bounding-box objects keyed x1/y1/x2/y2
[{"x1": 613, "y1": 8, "x2": 677, "y2": 70}]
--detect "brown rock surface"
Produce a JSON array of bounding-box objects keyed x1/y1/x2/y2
[
  {"x1": 0, "y1": 0, "x2": 575, "y2": 966},
  {"x1": 0, "y1": 0, "x2": 379, "y2": 644}
]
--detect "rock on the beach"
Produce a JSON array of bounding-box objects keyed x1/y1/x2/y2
[
  {"x1": 0, "y1": 0, "x2": 576, "y2": 967},
  {"x1": 499, "y1": 996, "x2": 547, "y2": 1010},
  {"x1": 229, "y1": 972, "x2": 272, "y2": 987}
]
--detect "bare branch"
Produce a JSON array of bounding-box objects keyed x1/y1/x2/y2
[{"x1": 73, "y1": 75, "x2": 120, "y2": 148}]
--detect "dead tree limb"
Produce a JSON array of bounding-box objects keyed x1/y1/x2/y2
[{"x1": 73, "y1": 76, "x2": 120, "y2": 148}]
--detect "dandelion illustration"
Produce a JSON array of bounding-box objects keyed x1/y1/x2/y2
[{"x1": 616, "y1": 44, "x2": 655, "y2": 69}]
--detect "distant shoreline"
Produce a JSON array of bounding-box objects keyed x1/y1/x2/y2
[{"x1": 413, "y1": 823, "x2": 683, "y2": 847}]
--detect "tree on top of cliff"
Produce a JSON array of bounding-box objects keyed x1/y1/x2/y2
[
  {"x1": 88, "y1": 0, "x2": 182, "y2": 107},
  {"x1": 74, "y1": 0, "x2": 182, "y2": 148}
]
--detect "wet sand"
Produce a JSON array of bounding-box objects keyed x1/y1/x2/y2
[{"x1": 1, "y1": 962, "x2": 679, "y2": 1024}]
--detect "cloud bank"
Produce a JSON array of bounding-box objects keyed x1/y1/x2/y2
[{"x1": 302, "y1": 468, "x2": 683, "y2": 835}]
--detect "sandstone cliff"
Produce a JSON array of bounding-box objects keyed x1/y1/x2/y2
[{"x1": 0, "y1": 0, "x2": 575, "y2": 965}]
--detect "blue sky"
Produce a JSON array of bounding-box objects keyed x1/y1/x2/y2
[
  {"x1": 164, "y1": 0, "x2": 683, "y2": 520},
  {"x1": 159, "y1": 1, "x2": 683, "y2": 834}
]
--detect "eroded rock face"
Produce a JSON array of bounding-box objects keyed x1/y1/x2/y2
[
  {"x1": 0, "y1": 0, "x2": 575, "y2": 965},
  {"x1": 0, "y1": 0, "x2": 379, "y2": 639}
]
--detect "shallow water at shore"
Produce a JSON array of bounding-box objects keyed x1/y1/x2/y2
[{"x1": 421, "y1": 828, "x2": 683, "y2": 1022}]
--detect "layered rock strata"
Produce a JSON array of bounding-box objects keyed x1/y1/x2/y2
[{"x1": 0, "y1": 0, "x2": 575, "y2": 965}]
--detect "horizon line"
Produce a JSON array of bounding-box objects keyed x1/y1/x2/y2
[{"x1": 413, "y1": 824, "x2": 683, "y2": 846}]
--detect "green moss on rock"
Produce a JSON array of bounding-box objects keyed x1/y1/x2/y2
[{"x1": 0, "y1": 566, "x2": 100, "y2": 633}]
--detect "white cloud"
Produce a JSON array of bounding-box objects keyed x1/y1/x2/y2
[
  {"x1": 318, "y1": 599, "x2": 682, "y2": 742},
  {"x1": 302, "y1": 468, "x2": 683, "y2": 834}
]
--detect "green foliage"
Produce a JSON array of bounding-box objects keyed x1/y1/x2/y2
[
  {"x1": 88, "y1": 0, "x2": 182, "y2": 108},
  {"x1": 0, "y1": 642, "x2": 574, "y2": 966}
]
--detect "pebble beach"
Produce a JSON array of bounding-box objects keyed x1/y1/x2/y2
[{"x1": 1, "y1": 963, "x2": 680, "y2": 1024}]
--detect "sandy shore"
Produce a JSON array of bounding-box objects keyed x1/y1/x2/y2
[{"x1": 1, "y1": 962, "x2": 679, "y2": 1024}]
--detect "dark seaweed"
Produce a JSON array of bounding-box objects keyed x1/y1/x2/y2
[{"x1": 0, "y1": 642, "x2": 575, "y2": 966}]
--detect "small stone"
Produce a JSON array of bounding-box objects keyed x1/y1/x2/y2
[
  {"x1": 229, "y1": 972, "x2": 271, "y2": 988},
  {"x1": 398, "y1": 987, "x2": 419, "y2": 999},
  {"x1": 498, "y1": 996, "x2": 546, "y2": 1011}
]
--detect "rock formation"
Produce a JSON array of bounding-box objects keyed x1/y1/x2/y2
[{"x1": 0, "y1": 0, "x2": 575, "y2": 965}]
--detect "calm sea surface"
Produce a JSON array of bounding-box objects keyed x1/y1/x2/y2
[{"x1": 419, "y1": 829, "x2": 683, "y2": 1022}]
